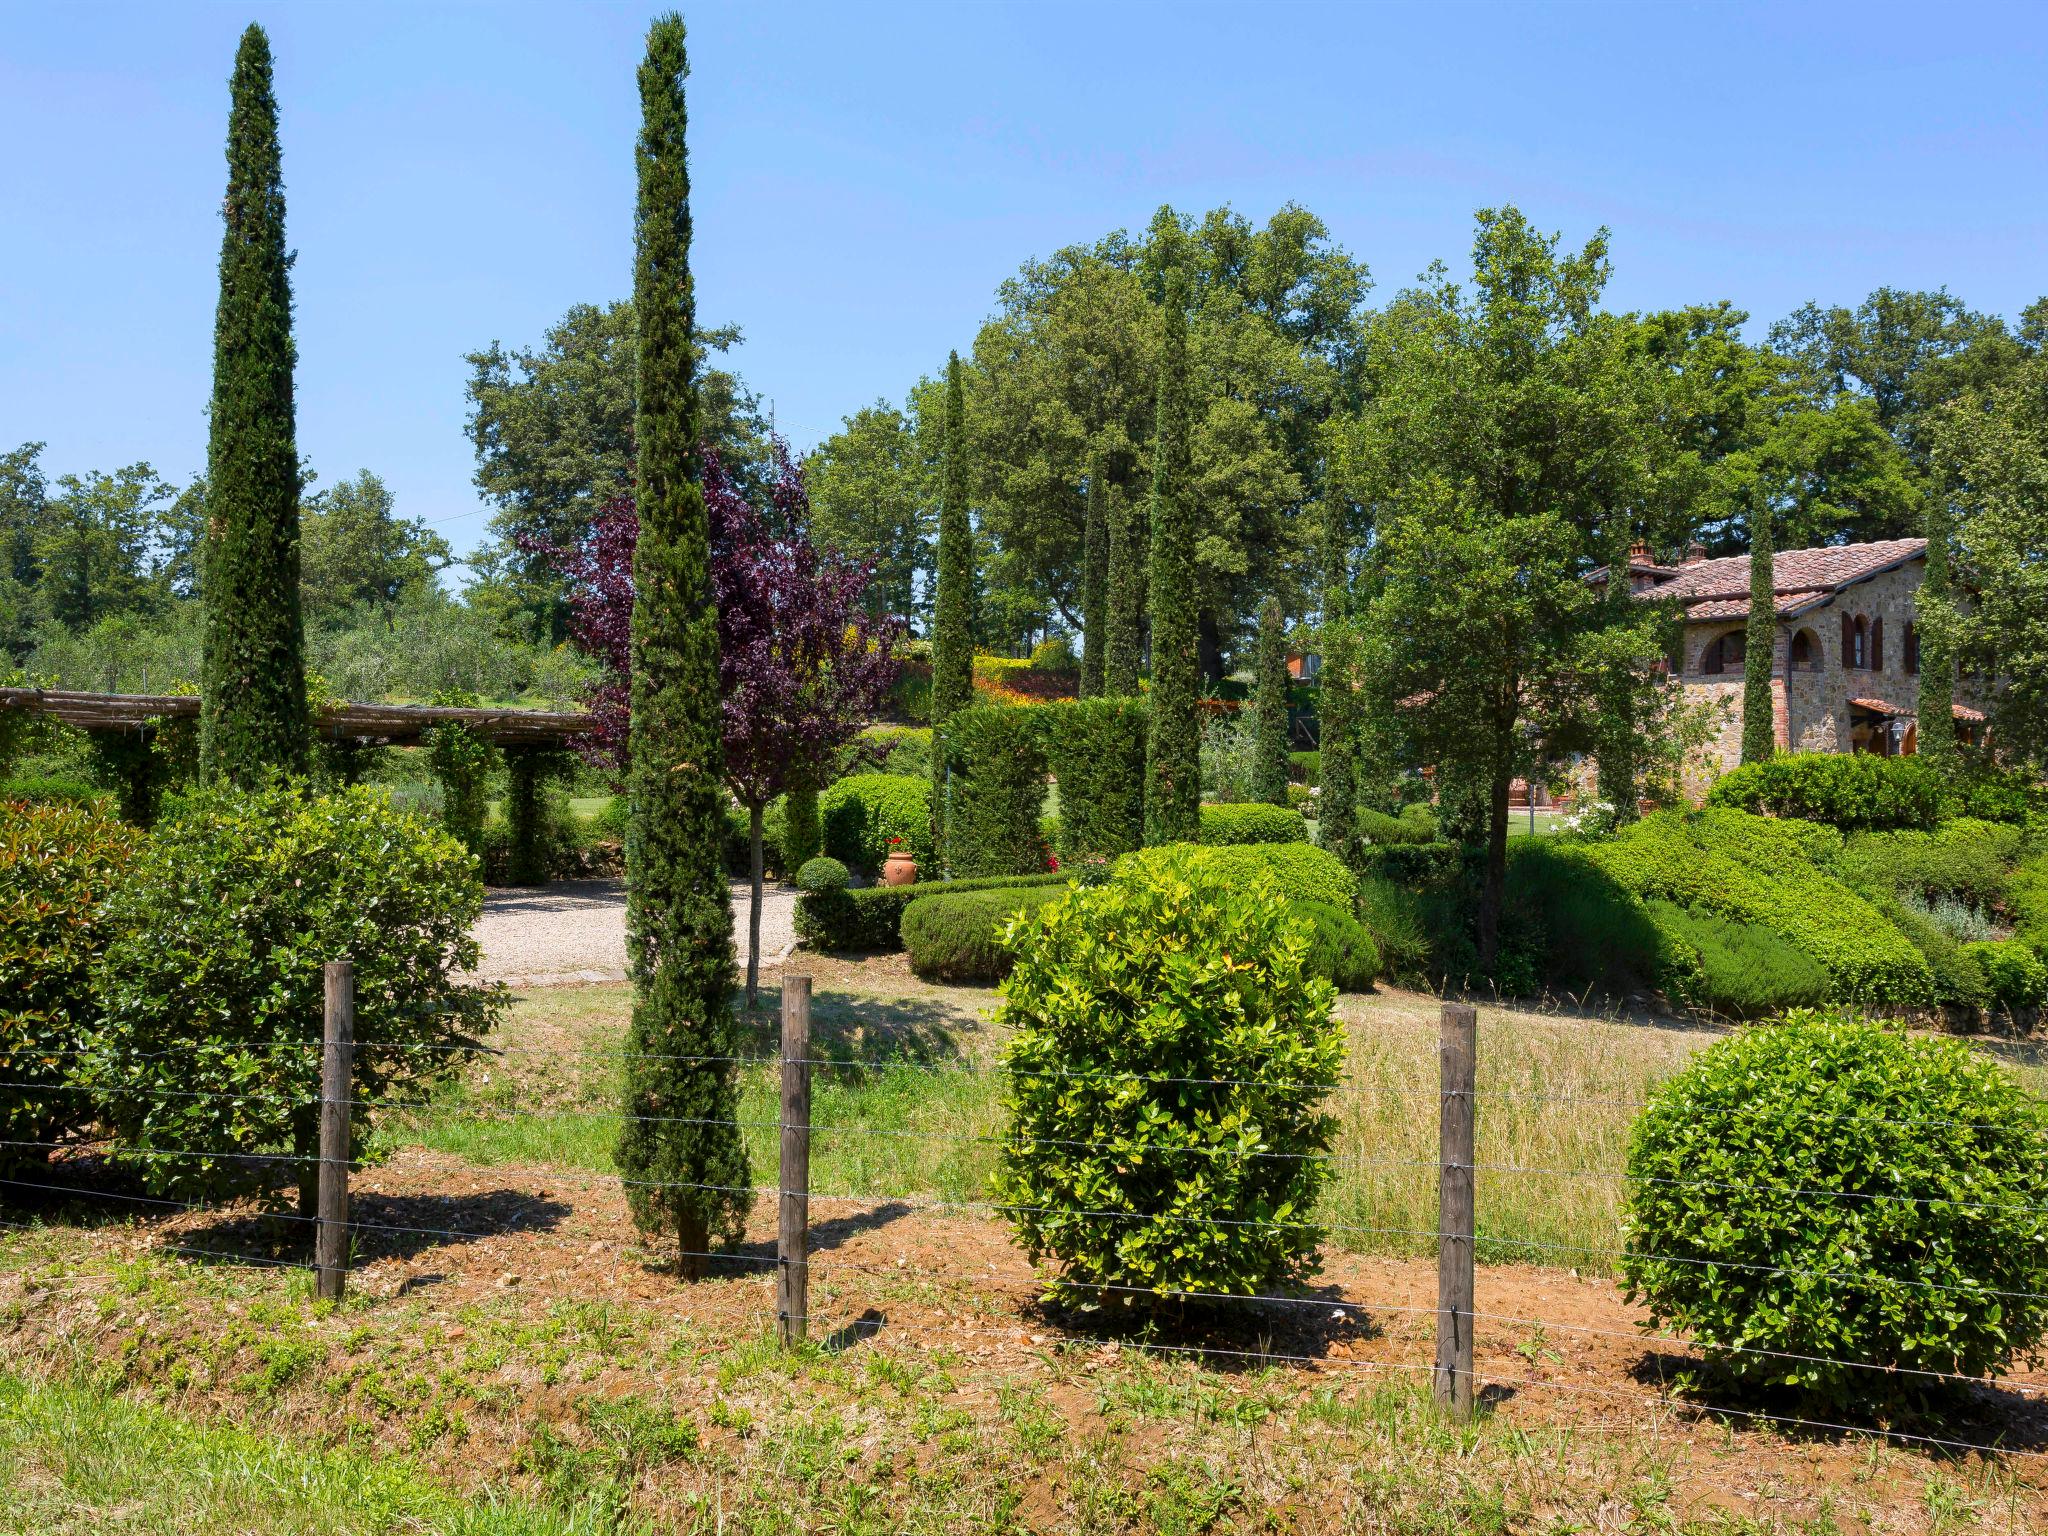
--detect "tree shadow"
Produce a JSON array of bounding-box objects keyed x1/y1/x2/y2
[
  {"x1": 480, "y1": 879, "x2": 626, "y2": 914},
  {"x1": 1627, "y1": 1348, "x2": 2048, "y2": 1456},
  {"x1": 172, "y1": 1189, "x2": 575, "y2": 1267},
  {"x1": 641, "y1": 1200, "x2": 918, "y2": 1282},
  {"x1": 1010, "y1": 1280, "x2": 1388, "y2": 1374},
  {"x1": 732, "y1": 980, "x2": 973, "y2": 1074}
]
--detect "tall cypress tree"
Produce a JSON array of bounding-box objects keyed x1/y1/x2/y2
[
  {"x1": 200, "y1": 24, "x2": 307, "y2": 783},
  {"x1": 1077, "y1": 452, "x2": 1110, "y2": 698},
  {"x1": 1143, "y1": 268, "x2": 1199, "y2": 845},
  {"x1": 1252, "y1": 598, "x2": 1290, "y2": 806},
  {"x1": 614, "y1": 13, "x2": 744, "y2": 1281},
  {"x1": 1102, "y1": 477, "x2": 1144, "y2": 696},
  {"x1": 1741, "y1": 504, "x2": 1778, "y2": 764},
  {"x1": 1316, "y1": 493, "x2": 1359, "y2": 862},
  {"x1": 929, "y1": 351, "x2": 975, "y2": 861},
  {"x1": 1918, "y1": 492, "x2": 1957, "y2": 772}
]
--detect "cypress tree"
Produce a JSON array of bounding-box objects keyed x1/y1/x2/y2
[
  {"x1": 614, "y1": 13, "x2": 744, "y2": 1281},
  {"x1": 1316, "y1": 493, "x2": 1358, "y2": 863},
  {"x1": 200, "y1": 24, "x2": 307, "y2": 784},
  {"x1": 1077, "y1": 452, "x2": 1110, "y2": 698},
  {"x1": 1143, "y1": 268, "x2": 1199, "y2": 845},
  {"x1": 1252, "y1": 598, "x2": 1290, "y2": 806},
  {"x1": 1918, "y1": 492, "x2": 1958, "y2": 772},
  {"x1": 1740, "y1": 505, "x2": 1778, "y2": 764},
  {"x1": 1102, "y1": 476, "x2": 1144, "y2": 696},
  {"x1": 929, "y1": 351, "x2": 974, "y2": 860}
]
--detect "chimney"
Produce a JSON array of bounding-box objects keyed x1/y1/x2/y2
[
  {"x1": 1684, "y1": 541, "x2": 1708, "y2": 565},
  {"x1": 1628, "y1": 538, "x2": 1651, "y2": 563}
]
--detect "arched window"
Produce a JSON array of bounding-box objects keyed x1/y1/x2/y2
[
  {"x1": 1699, "y1": 630, "x2": 1745, "y2": 675},
  {"x1": 1789, "y1": 629, "x2": 1820, "y2": 671}
]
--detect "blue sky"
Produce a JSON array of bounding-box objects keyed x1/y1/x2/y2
[{"x1": 4, "y1": 0, "x2": 2044, "y2": 574}]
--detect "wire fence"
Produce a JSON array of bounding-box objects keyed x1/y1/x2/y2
[{"x1": 4, "y1": 966, "x2": 2047, "y2": 1471}]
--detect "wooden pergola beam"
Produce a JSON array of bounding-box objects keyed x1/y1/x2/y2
[{"x1": 0, "y1": 687, "x2": 592, "y2": 750}]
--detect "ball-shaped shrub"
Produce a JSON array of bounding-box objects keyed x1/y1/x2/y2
[
  {"x1": 1622, "y1": 1011, "x2": 2048, "y2": 1409},
  {"x1": 82, "y1": 780, "x2": 505, "y2": 1209},
  {"x1": 993, "y1": 850, "x2": 1345, "y2": 1309},
  {"x1": 795, "y1": 856, "x2": 850, "y2": 894},
  {"x1": 902, "y1": 884, "x2": 1065, "y2": 984},
  {"x1": 0, "y1": 799, "x2": 138, "y2": 1168}
]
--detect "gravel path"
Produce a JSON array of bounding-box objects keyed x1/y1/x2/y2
[{"x1": 470, "y1": 879, "x2": 796, "y2": 987}]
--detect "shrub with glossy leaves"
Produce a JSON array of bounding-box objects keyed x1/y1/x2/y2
[
  {"x1": 1622, "y1": 1012, "x2": 2048, "y2": 1409},
  {"x1": 993, "y1": 850, "x2": 1344, "y2": 1309},
  {"x1": 81, "y1": 780, "x2": 504, "y2": 1208},
  {"x1": 819, "y1": 772, "x2": 932, "y2": 874},
  {"x1": 1963, "y1": 940, "x2": 2048, "y2": 1007},
  {"x1": 0, "y1": 800, "x2": 138, "y2": 1168},
  {"x1": 1706, "y1": 753, "x2": 1945, "y2": 831}
]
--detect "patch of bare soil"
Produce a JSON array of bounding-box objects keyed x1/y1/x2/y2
[{"x1": 9, "y1": 1144, "x2": 2044, "y2": 1529}]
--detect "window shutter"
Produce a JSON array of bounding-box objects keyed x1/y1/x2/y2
[
  {"x1": 1906, "y1": 623, "x2": 1919, "y2": 675},
  {"x1": 1841, "y1": 612, "x2": 1854, "y2": 667},
  {"x1": 1871, "y1": 617, "x2": 1884, "y2": 671}
]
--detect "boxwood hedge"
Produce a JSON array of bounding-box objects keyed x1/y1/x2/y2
[
  {"x1": 819, "y1": 773, "x2": 933, "y2": 874},
  {"x1": 902, "y1": 883, "x2": 1067, "y2": 983},
  {"x1": 795, "y1": 871, "x2": 1070, "y2": 953},
  {"x1": 938, "y1": 706, "x2": 1051, "y2": 878},
  {"x1": 1199, "y1": 802, "x2": 1308, "y2": 846},
  {"x1": 1117, "y1": 840, "x2": 1357, "y2": 912}
]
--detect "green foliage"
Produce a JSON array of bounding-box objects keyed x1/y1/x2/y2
[
  {"x1": 902, "y1": 884, "x2": 1066, "y2": 984},
  {"x1": 504, "y1": 748, "x2": 575, "y2": 886},
  {"x1": 1029, "y1": 634, "x2": 1076, "y2": 672},
  {"x1": 1288, "y1": 751, "x2": 1319, "y2": 787},
  {"x1": 1830, "y1": 817, "x2": 2023, "y2": 912},
  {"x1": 81, "y1": 780, "x2": 501, "y2": 1205},
  {"x1": 1643, "y1": 900, "x2": 1832, "y2": 1015},
  {"x1": 1198, "y1": 802, "x2": 1307, "y2": 846},
  {"x1": 1503, "y1": 840, "x2": 1678, "y2": 1000},
  {"x1": 930, "y1": 352, "x2": 975, "y2": 733},
  {"x1": 1045, "y1": 697, "x2": 1148, "y2": 861},
  {"x1": 1622, "y1": 1014, "x2": 2048, "y2": 1409},
  {"x1": 1252, "y1": 600, "x2": 1290, "y2": 805},
  {"x1": 1290, "y1": 899, "x2": 1380, "y2": 992},
  {"x1": 423, "y1": 717, "x2": 499, "y2": 862},
  {"x1": 1355, "y1": 806, "x2": 1440, "y2": 846},
  {"x1": 1963, "y1": 940, "x2": 2048, "y2": 1007},
  {"x1": 1078, "y1": 459, "x2": 1110, "y2": 699},
  {"x1": 1588, "y1": 810, "x2": 1933, "y2": 1005},
  {"x1": 1705, "y1": 753, "x2": 1947, "y2": 831},
  {"x1": 1117, "y1": 840, "x2": 1356, "y2": 912},
  {"x1": 616, "y1": 12, "x2": 746, "y2": 1268},
  {"x1": 1741, "y1": 509, "x2": 1777, "y2": 764},
  {"x1": 781, "y1": 781, "x2": 822, "y2": 871},
  {"x1": 1354, "y1": 876, "x2": 1432, "y2": 982},
  {"x1": 1102, "y1": 474, "x2": 1144, "y2": 697},
  {"x1": 820, "y1": 772, "x2": 933, "y2": 874},
  {"x1": 806, "y1": 400, "x2": 930, "y2": 628},
  {"x1": 795, "y1": 871, "x2": 1068, "y2": 953},
  {"x1": 993, "y1": 850, "x2": 1345, "y2": 1307},
  {"x1": 0, "y1": 774, "x2": 107, "y2": 808},
  {"x1": 939, "y1": 705, "x2": 1050, "y2": 878},
  {"x1": 1144, "y1": 268, "x2": 1201, "y2": 847},
  {"x1": 0, "y1": 800, "x2": 138, "y2": 1169},
  {"x1": 1917, "y1": 486, "x2": 1958, "y2": 775},
  {"x1": 794, "y1": 856, "x2": 848, "y2": 893},
  {"x1": 200, "y1": 25, "x2": 308, "y2": 785}
]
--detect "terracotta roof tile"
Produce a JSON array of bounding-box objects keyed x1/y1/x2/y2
[{"x1": 1635, "y1": 539, "x2": 1925, "y2": 623}]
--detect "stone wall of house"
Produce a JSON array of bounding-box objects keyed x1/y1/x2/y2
[{"x1": 1678, "y1": 556, "x2": 1929, "y2": 774}]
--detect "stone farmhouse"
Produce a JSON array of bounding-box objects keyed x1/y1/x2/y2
[{"x1": 1612, "y1": 536, "x2": 1983, "y2": 776}]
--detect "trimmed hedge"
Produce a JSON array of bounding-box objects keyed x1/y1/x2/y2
[
  {"x1": 1623, "y1": 1013, "x2": 2048, "y2": 1410},
  {"x1": 820, "y1": 773, "x2": 933, "y2": 874},
  {"x1": 795, "y1": 871, "x2": 1070, "y2": 953},
  {"x1": 1832, "y1": 817, "x2": 2023, "y2": 913},
  {"x1": 1707, "y1": 753, "x2": 1945, "y2": 831},
  {"x1": 0, "y1": 775, "x2": 109, "y2": 809},
  {"x1": 1504, "y1": 840, "x2": 1681, "y2": 999},
  {"x1": 938, "y1": 705, "x2": 1050, "y2": 878},
  {"x1": 1291, "y1": 900, "x2": 1380, "y2": 991},
  {"x1": 1965, "y1": 940, "x2": 2048, "y2": 1007},
  {"x1": 0, "y1": 800, "x2": 139, "y2": 1168},
  {"x1": 1355, "y1": 839, "x2": 1458, "y2": 884},
  {"x1": 1045, "y1": 697, "x2": 1149, "y2": 861},
  {"x1": 1587, "y1": 810, "x2": 1933, "y2": 1005},
  {"x1": 1199, "y1": 802, "x2": 1308, "y2": 845},
  {"x1": 794, "y1": 857, "x2": 848, "y2": 893},
  {"x1": 1117, "y1": 841, "x2": 1356, "y2": 911},
  {"x1": 1645, "y1": 900, "x2": 1831, "y2": 1016},
  {"x1": 1356, "y1": 806, "x2": 1440, "y2": 845},
  {"x1": 902, "y1": 883, "x2": 1066, "y2": 983}
]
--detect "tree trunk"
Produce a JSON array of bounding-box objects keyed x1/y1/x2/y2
[
  {"x1": 1476, "y1": 752, "x2": 1512, "y2": 974},
  {"x1": 678, "y1": 1207, "x2": 709, "y2": 1281},
  {"x1": 747, "y1": 802, "x2": 765, "y2": 1009}
]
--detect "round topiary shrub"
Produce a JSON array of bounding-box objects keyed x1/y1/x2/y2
[
  {"x1": 993, "y1": 849, "x2": 1345, "y2": 1309},
  {"x1": 81, "y1": 780, "x2": 505, "y2": 1212},
  {"x1": 1622, "y1": 1011, "x2": 2048, "y2": 1409},
  {"x1": 1290, "y1": 900, "x2": 1380, "y2": 992},
  {"x1": 795, "y1": 856, "x2": 850, "y2": 894},
  {"x1": 0, "y1": 799, "x2": 138, "y2": 1170},
  {"x1": 902, "y1": 884, "x2": 1065, "y2": 984}
]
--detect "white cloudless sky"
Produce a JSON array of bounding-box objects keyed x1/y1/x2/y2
[{"x1": 4, "y1": 0, "x2": 2044, "y2": 572}]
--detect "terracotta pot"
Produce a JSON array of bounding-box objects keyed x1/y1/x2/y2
[{"x1": 882, "y1": 853, "x2": 919, "y2": 887}]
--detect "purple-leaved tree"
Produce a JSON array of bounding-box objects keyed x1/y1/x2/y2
[{"x1": 545, "y1": 439, "x2": 901, "y2": 1004}]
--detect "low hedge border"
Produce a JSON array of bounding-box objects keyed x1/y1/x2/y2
[
  {"x1": 1199, "y1": 802, "x2": 1308, "y2": 845},
  {"x1": 902, "y1": 884, "x2": 1068, "y2": 984},
  {"x1": 796, "y1": 870, "x2": 1071, "y2": 953}
]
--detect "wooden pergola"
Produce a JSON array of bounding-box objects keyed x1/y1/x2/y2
[{"x1": 0, "y1": 687, "x2": 592, "y2": 749}]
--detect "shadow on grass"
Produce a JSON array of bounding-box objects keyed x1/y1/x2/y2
[
  {"x1": 1627, "y1": 1348, "x2": 2048, "y2": 1456},
  {"x1": 995, "y1": 1280, "x2": 1389, "y2": 1375},
  {"x1": 733, "y1": 979, "x2": 974, "y2": 1073}
]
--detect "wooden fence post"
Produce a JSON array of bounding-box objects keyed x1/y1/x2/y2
[
  {"x1": 1434, "y1": 1001, "x2": 1477, "y2": 1416},
  {"x1": 778, "y1": 974, "x2": 812, "y2": 1347},
  {"x1": 316, "y1": 960, "x2": 355, "y2": 1303}
]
